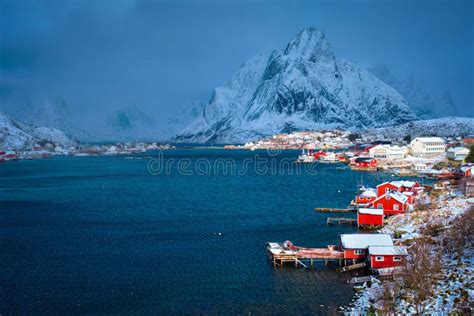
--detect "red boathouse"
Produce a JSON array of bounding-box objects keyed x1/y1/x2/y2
[
  {"x1": 353, "y1": 157, "x2": 377, "y2": 170},
  {"x1": 340, "y1": 234, "x2": 393, "y2": 261},
  {"x1": 357, "y1": 208, "x2": 384, "y2": 228}
]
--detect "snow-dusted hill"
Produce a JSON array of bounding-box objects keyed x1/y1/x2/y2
[
  {"x1": 176, "y1": 27, "x2": 416, "y2": 143},
  {"x1": 0, "y1": 112, "x2": 76, "y2": 150},
  {"x1": 367, "y1": 117, "x2": 474, "y2": 139}
]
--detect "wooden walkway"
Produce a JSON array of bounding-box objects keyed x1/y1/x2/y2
[
  {"x1": 314, "y1": 207, "x2": 354, "y2": 213},
  {"x1": 267, "y1": 243, "x2": 345, "y2": 268},
  {"x1": 327, "y1": 217, "x2": 357, "y2": 226}
]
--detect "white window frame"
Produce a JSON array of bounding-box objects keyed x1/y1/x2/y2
[
  {"x1": 377, "y1": 203, "x2": 383, "y2": 209},
  {"x1": 393, "y1": 256, "x2": 402, "y2": 262},
  {"x1": 394, "y1": 204, "x2": 399, "y2": 210},
  {"x1": 354, "y1": 249, "x2": 365, "y2": 255},
  {"x1": 375, "y1": 256, "x2": 384, "y2": 262}
]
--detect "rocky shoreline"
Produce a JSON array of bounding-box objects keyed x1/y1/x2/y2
[{"x1": 345, "y1": 184, "x2": 473, "y2": 314}]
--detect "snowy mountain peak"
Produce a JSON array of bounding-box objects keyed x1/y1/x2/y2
[
  {"x1": 176, "y1": 28, "x2": 417, "y2": 143},
  {"x1": 284, "y1": 28, "x2": 334, "y2": 62},
  {"x1": 0, "y1": 112, "x2": 75, "y2": 149}
]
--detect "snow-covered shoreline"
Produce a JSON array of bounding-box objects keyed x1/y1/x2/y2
[{"x1": 346, "y1": 188, "x2": 474, "y2": 314}]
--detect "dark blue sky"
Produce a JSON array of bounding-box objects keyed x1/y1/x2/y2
[{"x1": 1, "y1": 0, "x2": 473, "y2": 131}]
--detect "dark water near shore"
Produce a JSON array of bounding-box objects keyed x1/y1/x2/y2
[{"x1": 1, "y1": 150, "x2": 399, "y2": 314}]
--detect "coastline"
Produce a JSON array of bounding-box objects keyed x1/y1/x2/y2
[{"x1": 346, "y1": 184, "x2": 473, "y2": 314}]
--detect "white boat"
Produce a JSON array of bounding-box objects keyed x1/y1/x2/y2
[
  {"x1": 318, "y1": 152, "x2": 339, "y2": 163},
  {"x1": 296, "y1": 149, "x2": 316, "y2": 163}
]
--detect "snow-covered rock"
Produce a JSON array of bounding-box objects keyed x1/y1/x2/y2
[
  {"x1": 0, "y1": 112, "x2": 75, "y2": 150},
  {"x1": 176, "y1": 27, "x2": 416, "y2": 143},
  {"x1": 366, "y1": 116, "x2": 474, "y2": 139}
]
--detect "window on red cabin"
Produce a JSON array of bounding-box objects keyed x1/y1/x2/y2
[
  {"x1": 375, "y1": 256, "x2": 384, "y2": 261},
  {"x1": 385, "y1": 188, "x2": 390, "y2": 193},
  {"x1": 377, "y1": 203, "x2": 383, "y2": 209},
  {"x1": 394, "y1": 257, "x2": 401, "y2": 262},
  {"x1": 385, "y1": 196, "x2": 390, "y2": 200},
  {"x1": 354, "y1": 250, "x2": 365, "y2": 255},
  {"x1": 394, "y1": 205, "x2": 399, "y2": 210}
]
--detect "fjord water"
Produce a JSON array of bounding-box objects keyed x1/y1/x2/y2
[{"x1": 1, "y1": 150, "x2": 397, "y2": 314}]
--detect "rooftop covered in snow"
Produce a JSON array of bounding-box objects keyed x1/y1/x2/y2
[
  {"x1": 340, "y1": 234, "x2": 393, "y2": 249},
  {"x1": 368, "y1": 245, "x2": 408, "y2": 256},
  {"x1": 358, "y1": 208, "x2": 384, "y2": 215}
]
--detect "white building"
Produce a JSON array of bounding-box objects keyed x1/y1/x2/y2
[
  {"x1": 369, "y1": 144, "x2": 407, "y2": 160},
  {"x1": 447, "y1": 147, "x2": 469, "y2": 160},
  {"x1": 409, "y1": 137, "x2": 446, "y2": 158}
]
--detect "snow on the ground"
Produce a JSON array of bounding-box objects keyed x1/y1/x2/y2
[{"x1": 347, "y1": 194, "x2": 474, "y2": 315}]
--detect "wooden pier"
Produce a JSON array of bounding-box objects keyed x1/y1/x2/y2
[
  {"x1": 267, "y1": 242, "x2": 345, "y2": 268},
  {"x1": 314, "y1": 207, "x2": 354, "y2": 213},
  {"x1": 327, "y1": 217, "x2": 357, "y2": 226}
]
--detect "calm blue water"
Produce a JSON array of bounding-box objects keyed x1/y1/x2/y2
[{"x1": 0, "y1": 150, "x2": 400, "y2": 314}]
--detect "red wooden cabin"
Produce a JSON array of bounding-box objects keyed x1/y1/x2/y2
[
  {"x1": 376, "y1": 182, "x2": 402, "y2": 197},
  {"x1": 353, "y1": 157, "x2": 377, "y2": 169},
  {"x1": 368, "y1": 191, "x2": 408, "y2": 215},
  {"x1": 368, "y1": 246, "x2": 408, "y2": 269},
  {"x1": 357, "y1": 208, "x2": 384, "y2": 227},
  {"x1": 377, "y1": 181, "x2": 421, "y2": 197},
  {"x1": 340, "y1": 234, "x2": 393, "y2": 261},
  {"x1": 355, "y1": 189, "x2": 377, "y2": 205}
]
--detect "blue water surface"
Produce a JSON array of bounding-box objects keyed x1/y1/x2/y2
[{"x1": 0, "y1": 149, "x2": 400, "y2": 314}]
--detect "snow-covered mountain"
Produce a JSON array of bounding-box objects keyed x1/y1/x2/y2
[
  {"x1": 368, "y1": 64, "x2": 461, "y2": 119},
  {"x1": 16, "y1": 99, "x2": 96, "y2": 142},
  {"x1": 0, "y1": 112, "x2": 75, "y2": 150},
  {"x1": 176, "y1": 27, "x2": 416, "y2": 143},
  {"x1": 367, "y1": 116, "x2": 474, "y2": 139}
]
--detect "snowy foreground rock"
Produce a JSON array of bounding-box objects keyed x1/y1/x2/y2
[
  {"x1": 0, "y1": 112, "x2": 75, "y2": 150},
  {"x1": 176, "y1": 27, "x2": 416, "y2": 143}
]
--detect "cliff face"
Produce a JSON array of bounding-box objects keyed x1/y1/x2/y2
[{"x1": 176, "y1": 28, "x2": 416, "y2": 143}]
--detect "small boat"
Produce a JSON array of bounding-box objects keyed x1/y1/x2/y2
[
  {"x1": 318, "y1": 152, "x2": 340, "y2": 163},
  {"x1": 296, "y1": 149, "x2": 316, "y2": 163}
]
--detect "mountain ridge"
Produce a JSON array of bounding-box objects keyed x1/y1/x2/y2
[
  {"x1": 176, "y1": 27, "x2": 417, "y2": 143},
  {"x1": 0, "y1": 112, "x2": 75, "y2": 150}
]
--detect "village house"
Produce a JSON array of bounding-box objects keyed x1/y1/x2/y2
[
  {"x1": 354, "y1": 188, "x2": 377, "y2": 205},
  {"x1": 340, "y1": 234, "x2": 393, "y2": 262},
  {"x1": 352, "y1": 157, "x2": 377, "y2": 170},
  {"x1": 411, "y1": 163, "x2": 428, "y2": 173},
  {"x1": 357, "y1": 208, "x2": 384, "y2": 228},
  {"x1": 463, "y1": 137, "x2": 474, "y2": 147},
  {"x1": 368, "y1": 191, "x2": 409, "y2": 215},
  {"x1": 447, "y1": 147, "x2": 469, "y2": 161},
  {"x1": 368, "y1": 144, "x2": 407, "y2": 160},
  {"x1": 376, "y1": 181, "x2": 421, "y2": 197},
  {"x1": 409, "y1": 137, "x2": 446, "y2": 158},
  {"x1": 367, "y1": 245, "x2": 408, "y2": 269}
]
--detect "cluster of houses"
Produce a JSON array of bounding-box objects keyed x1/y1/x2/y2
[
  {"x1": 0, "y1": 150, "x2": 19, "y2": 161},
  {"x1": 342, "y1": 137, "x2": 473, "y2": 177},
  {"x1": 242, "y1": 130, "x2": 352, "y2": 150},
  {"x1": 268, "y1": 180, "x2": 432, "y2": 273},
  {"x1": 353, "y1": 180, "x2": 424, "y2": 228},
  {"x1": 0, "y1": 142, "x2": 175, "y2": 162},
  {"x1": 340, "y1": 234, "x2": 407, "y2": 270}
]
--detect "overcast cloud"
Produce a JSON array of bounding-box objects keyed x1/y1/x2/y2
[{"x1": 1, "y1": 0, "x2": 473, "y2": 138}]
